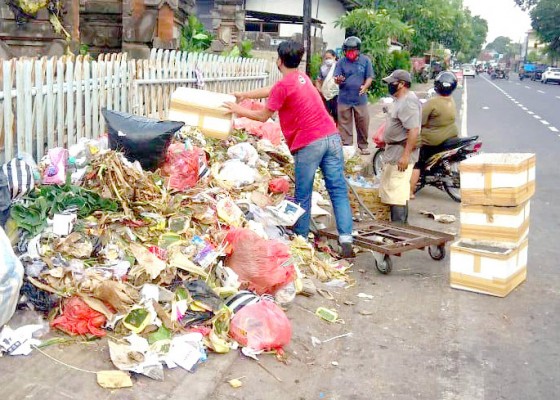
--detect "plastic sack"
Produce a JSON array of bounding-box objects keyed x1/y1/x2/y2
[
  {"x1": 227, "y1": 143, "x2": 259, "y2": 167},
  {"x1": 2, "y1": 158, "x2": 36, "y2": 200},
  {"x1": 373, "y1": 122, "x2": 386, "y2": 148},
  {"x1": 225, "y1": 228, "x2": 295, "y2": 295},
  {"x1": 102, "y1": 108, "x2": 184, "y2": 171},
  {"x1": 216, "y1": 160, "x2": 258, "y2": 188},
  {"x1": 51, "y1": 296, "x2": 107, "y2": 337},
  {"x1": 161, "y1": 143, "x2": 202, "y2": 191},
  {"x1": 229, "y1": 299, "x2": 292, "y2": 351},
  {"x1": 0, "y1": 226, "x2": 24, "y2": 326},
  {"x1": 233, "y1": 118, "x2": 283, "y2": 146},
  {"x1": 268, "y1": 177, "x2": 290, "y2": 194},
  {"x1": 0, "y1": 172, "x2": 10, "y2": 227},
  {"x1": 42, "y1": 147, "x2": 68, "y2": 185}
]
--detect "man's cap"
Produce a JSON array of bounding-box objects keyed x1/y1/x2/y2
[{"x1": 383, "y1": 69, "x2": 412, "y2": 84}]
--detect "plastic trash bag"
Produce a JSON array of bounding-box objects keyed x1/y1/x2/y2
[
  {"x1": 373, "y1": 122, "x2": 386, "y2": 148},
  {"x1": 161, "y1": 143, "x2": 202, "y2": 191},
  {"x1": 233, "y1": 118, "x2": 283, "y2": 146},
  {"x1": 227, "y1": 143, "x2": 259, "y2": 167},
  {"x1": 42, "y1": 147, "x2": 68, "y2": 185},
  {"x1": 102, "y1": 108, "x2": 184, "y2": 171},
  {"x1": 225, "y1": 228, "x2": 295, "y2": 295},
  {"x1": 230, "y1": 299, "x2": 292, "y2": 351},
  {"x1": 51, "y1": 296, "x2": 107, "y2": 337},
  {"x1": 0, "y1": 226, "x2": 24, "y2": 326},
  {"x1": 2, "y1": 158, "x2": 36, "y2": 200},
  {"x1": 0, "y1": 172, "x2": 10, "y2": 227},
  {"x1": 216, "y1": 160, "x2": 258, "y2": 188},
  {"x1": 268, "y1": 177, "x2": 290, "y2": 194}
]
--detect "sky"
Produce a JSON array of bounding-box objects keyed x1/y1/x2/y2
[{"x1": 463, "y1": 0, "x2": 532, "y2": 44}]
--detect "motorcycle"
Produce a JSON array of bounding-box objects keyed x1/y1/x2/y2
[{"x1": 372, "y1": 136, "x2": 482, "y2": 203}]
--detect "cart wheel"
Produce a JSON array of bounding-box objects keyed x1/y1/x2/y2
[
  {"x1": 428, "y1": 245, "x2": 446, "y2": 261},
  {"x1": 376, "y1": 255, "x2": 393, "y2": 274}
]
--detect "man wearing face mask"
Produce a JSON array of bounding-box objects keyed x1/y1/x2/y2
[
  {"x1": 334, "y1": 36, "x2": 374, "y2": 155},
  {"x1": 379, "y1": 70, "x2": 421, "y2": 224},
  {"x1": 316, "y1": 50, "x2": 339, "y2": 124}
]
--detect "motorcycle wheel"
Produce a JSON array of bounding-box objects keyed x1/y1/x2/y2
[
  {"x1": 443, "y1": 161, "x2": 461, "y2": 203},
  {"x1": 372, "y1": 148, "x2": 385, "y2": 178}
]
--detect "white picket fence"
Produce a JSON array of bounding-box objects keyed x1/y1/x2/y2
[{"x1": 0, "y1": 49, "x2": 277, "y2": 163}]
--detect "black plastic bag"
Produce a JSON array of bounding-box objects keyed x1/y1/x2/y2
[
  {"x1": 0, "y1": 171, "x2": 10, "y2": 228},
  {"x1": 102, "y1": 108, "x2": 184, "y2": 171},
  {"x1": 185, "y1": 280, "x2": 224, "y2": 312}
]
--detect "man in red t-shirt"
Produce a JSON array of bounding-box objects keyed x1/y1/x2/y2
[{"x1": 224, "y1": 40, "x2": 354, "y2": 258}]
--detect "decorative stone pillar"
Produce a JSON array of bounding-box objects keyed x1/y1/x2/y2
[{"x1": 210, "y1": 0, "x2": 244, "y2": 53}]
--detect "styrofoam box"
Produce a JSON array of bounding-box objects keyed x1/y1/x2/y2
[
  {"x1": 460, "y1": 153, "x2": 535, "y2": 206},
  {"x1": 460, "y1": 201, "x2": 530, "y2": 245},
  {"x1": 450, "y1": 238, "x2": 528, "y2": 298},
  {"x1": 169, "y1": 87, "x2": 235, "y2": 140}
]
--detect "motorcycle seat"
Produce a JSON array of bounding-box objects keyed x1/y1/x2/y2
[{"x1": 440, "y1": 136, "x2": 478, "y2": 150}]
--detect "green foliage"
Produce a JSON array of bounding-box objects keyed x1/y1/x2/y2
[
  {"x1": 485, "y1": 36, "x2": 513, "y2": 54},
  {"x1": 526, "y1": 50, "x2": 541, "y2": 63},
  {"x1": 336, "y1": 8, "x2": 413, "y2": 98},
  {"x1": 391, "y1": 50, "x2": 411, "y2": 71},
  {"x1": 223, "y1": 40, "x2": 254, "y2": 58},
  {"x1": 531, "y1": 0, "x2": 560, "y2": 59},
  {"x1": 310, "y1": 53, "x2": 323, "y2": 80},
  {"x1": 180, "y1": 15, "x2": 213, "y2": 53},
  {"x1": 514, "y1": 0, "x2": 539, "y2": 10}
]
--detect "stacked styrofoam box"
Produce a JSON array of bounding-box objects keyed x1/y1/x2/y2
[{"x1": 450, "y1": 153, "x2": 536, "y2": 297}]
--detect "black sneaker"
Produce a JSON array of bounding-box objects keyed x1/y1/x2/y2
[{"x1": 340, "y1": 242, "x2": 355, "y2": 259}]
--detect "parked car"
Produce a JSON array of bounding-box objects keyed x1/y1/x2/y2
[
  {"x1": 541, "y1": 67, "x2": 560, "y2": 84},
  {"x1": 462, "y1": 64, "x2": 476, "y2": 78}
]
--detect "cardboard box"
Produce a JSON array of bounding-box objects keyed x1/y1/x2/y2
[
  {"x1": 460, "y1": 153, "x2": 535, "y2": 206},
  {"x1": 169, "y1": 87, "x2": 235, "y2": 140},
  {"x1": 450, "y1": 238, "x2": 528, "y2": 297},
  {"x1": 460, "y1": 201, "x2": 530, "y2": 245}
]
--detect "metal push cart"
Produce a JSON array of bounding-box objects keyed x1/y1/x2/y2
[{"x1": 312, "y1": 182, "x2": 455, "y2": 274}]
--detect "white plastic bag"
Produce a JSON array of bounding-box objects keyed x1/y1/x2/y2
[
  {"x1": 0, "y1": 226, "x2": 24, "y2": 326},
  {"x1": 227, "y1": 143, "x2": 259, "y2": 167}
]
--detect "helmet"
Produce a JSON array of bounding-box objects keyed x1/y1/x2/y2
[
  {"x1": 434, "y1": 71, "x2": 457, "y2": 96},
  {"x1": 343, "y1": 36, "x2": 361, "y2": 51}
]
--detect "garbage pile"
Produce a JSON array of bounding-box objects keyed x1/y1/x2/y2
[{"x1": 0, "y1": 110, "x2": 355, "y2": 388}]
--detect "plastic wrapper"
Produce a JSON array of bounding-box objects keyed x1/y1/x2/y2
[
  {"x1": 102, "y1": 108, "x2": 184, "y2": 171},
  {"x1": 225, "y1": 228, "x2": 295, "y2": 295},
  {"x1": 0, "y1": 226, "x2": 24, "y2": 326},
  {"x1": 230, "y1": 300, "x2": 292, "y2": 351},
  {"x1": 161, "y1": 143, "x2": 203, "y2": 191},
  {"x1": 2, "y1": 157, "x2": 36, "y2": 200},
  {"x1": 42, "y1": 147, "x2": 68, "y2": 185},
  {"x1": 227, "y1": 143, "x2": 259, "y2": 167},
  {"x1": 51, "y1": 296, "x2": 107, "y2": 337}
]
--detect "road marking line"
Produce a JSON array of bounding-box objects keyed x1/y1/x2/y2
[
  {"x1": 461, "y1": 76, "x2": 468, "y2": 138},
  {"x1": 522, "y1": 107, "x2": 528, "y2": 111},
  {"x1": 556, "y1": 96, "x2": 560, "y2": 99},
  {"x1": 550, "y1": 127, "x2": 559, "y2": 132},
  {"x1": 534, "y1": 115, "x2": 541, "y2": 119},
  {"x1": 516, "y1": 83, "x2": 521, "y2": 85},
  {"x1": 528, "y1": 111, "x2": 535, "y2": 115},
  {"x1": 538, "y1": 90, "x2": 545, "y2": 94},
  {"x1": 525, "y1": 86, "x2": 531, "y2": 89},
  {"x1": 517, "y1": 103, "x2": 524, "y2": 107},
  {"x1": 541, "y1": 120, "x2": 550, "y2": 125}
]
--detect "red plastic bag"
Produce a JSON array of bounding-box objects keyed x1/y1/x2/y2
[
  {"x1": 269, "y1": 177, "x2": 290, "y2": 194},
  {"x1": 225, "y1": 228, "x2": 295, "y2": 295},
  {"x1": 51, "y1": 296, "x2": 107, "y2": 337},
  {"x1": 161, "y1": 143, "x2": 201, "y2": 191},
  {"x1": 233, "y1": 118, "x2": 283, "y2": 146},
  {"x1": 230, "y1": 299, "x2": 292, "y2": 351},
  {"x1": 239, "y1": 99, "x2": 266, "y2": 111},
  {"x1": 373, "y1": 122, "x2": 386, "y2": 148}
]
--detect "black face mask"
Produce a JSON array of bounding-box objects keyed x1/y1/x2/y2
[{"x1": 388, "y1": 82, "x2": 400, "y2": 96}]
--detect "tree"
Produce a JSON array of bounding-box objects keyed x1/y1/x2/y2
[
  {"x1": 513, "y1": 0, "x2": 539, "y2": 10},
  {"x1": 485, "y1": 36, "x2": 513, "y2": 54},
  {"x1": 530, "y1": 0, "x2": 560, "y2": 60},
  {"x1": 336, "y1": 8, "x2": 413, "y2": 97}
]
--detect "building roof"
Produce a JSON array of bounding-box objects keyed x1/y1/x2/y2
[{"x1": 245, "y1": 10, "x2": 324, "y2": 26}]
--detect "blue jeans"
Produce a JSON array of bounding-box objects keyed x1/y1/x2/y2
[{"x1": 293, "y1": 134, "x2": 353, "y2": 243}]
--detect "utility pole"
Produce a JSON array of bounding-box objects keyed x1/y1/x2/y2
[{"x1": 303, "y1": 0, "x2": 312, "y2": 76}]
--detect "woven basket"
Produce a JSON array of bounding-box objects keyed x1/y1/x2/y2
[{"x1": 348, "y1": 186, "x2": 390, "y2": 221}]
